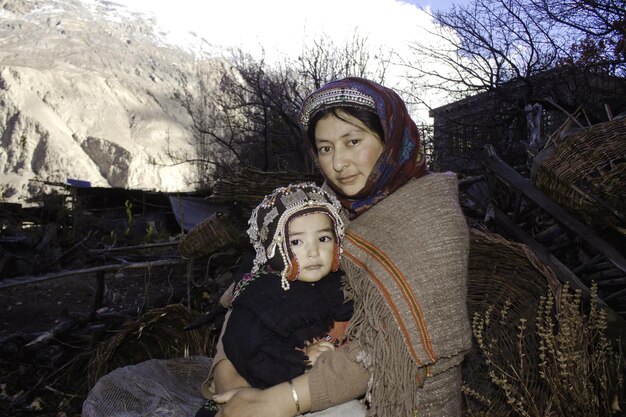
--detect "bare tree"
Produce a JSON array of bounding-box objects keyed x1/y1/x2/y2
[
  {"x1": 529, "y1": 0, "x2": 626, "y2": 73},
  {"x1": 172, "y1": 59, "x2": 252, "y2": 187},
  {"x1": 173, "y1": 34, "x2": 393, "y2": 186},
  {"x1": 399, "y1": 0, "x2": 626, "y2": 174},
  {"x1": 296, "y1": 33, "x2": 391, "y2": 91},
  {"x1": 404, "y1": 0, "x2": 625, "y2": 104},
  {"x1": 404, "y1": 0, "x2": 568, "y2": 101},
  {"x1": 170, "y1": 53, "x2": 311, "y2": 186}
]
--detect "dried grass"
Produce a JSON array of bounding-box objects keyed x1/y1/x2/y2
[
  {"x1": 209, "y1": 166, "x2": 322, "y2": 209},
  {"x1": 468, "y1": 283, "x2": 624, "y2": 416},
  {"x1": 86, "y1": 304, "x2": 213, "y2": 389}
]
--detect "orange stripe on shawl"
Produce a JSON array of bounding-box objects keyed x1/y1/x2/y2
[
  {"x1": 342, "y1": 250, "x2": 423, "y2": 367},
  {"x1": 345, "y1": 231, "x2": 437, "y2": 363}
]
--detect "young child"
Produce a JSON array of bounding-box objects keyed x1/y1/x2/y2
[{"x1": 196, "y1": 182, "x2": 352, "y2": 416}]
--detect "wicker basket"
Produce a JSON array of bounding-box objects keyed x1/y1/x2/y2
[
  {"x1": 463, "y1": 228, "x2": 562, "y2": 415},
  {"x1": 532, "y1": 116, "x2": 626, "y2": 228},
  {"x1": 178, "y1": 212, "x2": 245, "y2": 259}
]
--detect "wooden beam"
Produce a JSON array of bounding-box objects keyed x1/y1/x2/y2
[
  {"x1": 0, "y1": 258, "x2": 186, "y2": 289},
  {"x1": 489, "y1": 204, "x2": 597, "y2": 302},
  {"x1": 464, "y1": 188, "x2": 594, "y2": 299},
  {"x1": 25, "y1": 318, "x2": 77, "y2": 351},
  {"x1": 87, "y1": 241, "x2": 180, "y2": 254},
  {"x1": 483, "y1": 145, "x2": 626, "y2": 273}
]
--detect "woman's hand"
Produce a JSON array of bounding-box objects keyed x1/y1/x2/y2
[
  {"x1": 305, "y1": 340, "x2": 335, "y2": 367},
  {"x1": 213, "y1": 359, "x2": 249, "y2": 393},
  {"x1": 214, "y1": 375, "x2": 311, "y2": 417},
  {"x1": 214, "y1": 386, "x2": 292, "y2": 417}
]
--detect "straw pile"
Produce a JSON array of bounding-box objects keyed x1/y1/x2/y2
[
  {"x1": 209, "y1": 166, "x2": 323, "y2": 210},
  {"x1": 179, "y1": 167, "x2": 323, "y2": 259},
  {"x1": 87, "y1": 304, "x2": 213, "y2": 388},
  {"x1": 532, "y1": 116, "x2": 626, "y2": 229}
]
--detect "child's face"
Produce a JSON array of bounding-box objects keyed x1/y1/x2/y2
[{"x1": 288, "y1": 212, "x2": 336, "y2": 283}]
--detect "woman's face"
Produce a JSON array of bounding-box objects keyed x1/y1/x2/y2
[{"x1": 314, "y1": 111, "x2": 384, "y2": 197}]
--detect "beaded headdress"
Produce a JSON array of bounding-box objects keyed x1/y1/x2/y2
[
  {"x1": 247, "y1": 182, "x2": 345, "y2": 290},
  {"x1": 299, "y1": 87, "x2": 376, "y2": 133}
]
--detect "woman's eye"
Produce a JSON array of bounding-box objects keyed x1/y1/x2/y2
[
  {"x1": 348, "y1": 139, "x2": 360, "y2": 146},
  {"x1": 317, "y1": 146, "x2": 331, "y2": 154}
]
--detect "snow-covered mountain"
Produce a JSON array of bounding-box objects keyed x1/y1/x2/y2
[{"x1": 0, "y1": 0, "x2": 209, "y2": 205}]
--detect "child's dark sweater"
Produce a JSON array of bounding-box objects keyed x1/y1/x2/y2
[{"x1": 222, "y1": 269, "x2": 352, "y2": 389}]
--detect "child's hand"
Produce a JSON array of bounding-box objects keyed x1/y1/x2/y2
[{"x1": 304, "y1": 340, "x2": 335, "y2": 368}]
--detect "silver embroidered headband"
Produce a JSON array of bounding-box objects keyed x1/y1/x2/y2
[
  {"x1": 247, "y1": 182, "x2": 345, "y2": 290},
  {"x1": 299, "y1": 87, "x2": 376, "y2": 132}
]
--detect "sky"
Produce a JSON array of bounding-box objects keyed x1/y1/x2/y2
[
  {"x1": 115, "y1": 0, "x2": 469, "y2": 59},
  {"x1": 405, "y1": 0, "x2": 470, "y2": 11},
  {"x1": 112, "y1": 0, "x2": 471, "y2": 121}
]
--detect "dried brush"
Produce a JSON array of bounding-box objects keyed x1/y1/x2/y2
[{"x1": 86, "y1": 304, "x2": 213, "y2": 388}]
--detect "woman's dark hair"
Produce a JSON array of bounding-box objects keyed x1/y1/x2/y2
[{"x1": 306, "y1": 106, "x2": 384, "y2": 150}]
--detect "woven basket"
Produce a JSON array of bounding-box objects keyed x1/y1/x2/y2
[
  {"x1": 532, "y1": 116, "x2": 626, "y2": 228},
  {"x1": 463, "y1": 228, "x2": 562, "y2": 415},
  {"x1": 178, "y1": 213, "x2": 245, "y2": 259}
]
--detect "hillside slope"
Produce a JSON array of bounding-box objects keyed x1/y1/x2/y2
[{"x1": 0, "y1": 0, "x2": 206, "y2": 204}]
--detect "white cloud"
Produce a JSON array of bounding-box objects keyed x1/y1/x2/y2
[{"x1": 114, "y1": 0, "x2": 432, "y2": 59}]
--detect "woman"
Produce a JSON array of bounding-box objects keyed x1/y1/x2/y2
[{"x1": 210, "y1": 77, "x2": 472, "y2": 417}]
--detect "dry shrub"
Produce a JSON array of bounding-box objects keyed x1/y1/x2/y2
[
  {"x1": 463, "y1": 229, "x2": 562, "y2": 416},
  {"x1": 470, "y1": 283, "x2": 624, "y2": 416}
]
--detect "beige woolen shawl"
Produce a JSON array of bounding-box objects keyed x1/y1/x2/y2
[{"x1": 338, "y1": 172, "x2": 472, "y2": 416}]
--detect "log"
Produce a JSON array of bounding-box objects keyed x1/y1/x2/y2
[
  {"x1": 25, "y1": 318, "x2": 77, "y2": 351},
  {"x1": 0, "y1": 258, "x2": 186, "y2": 289},
  {"x1": 88, "y1": 241, "x2": 180, "y2": 254}
]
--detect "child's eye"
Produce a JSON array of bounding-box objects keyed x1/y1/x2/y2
[
  {"x1": 290, "y1": 239, "x2": 302, "y2": 246},
  {"x1": 319, "y1": 235, "x2": 333, "y2": 243}
]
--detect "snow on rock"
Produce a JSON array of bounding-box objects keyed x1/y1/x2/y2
[{"x1": 0, "y1": 0, "x2": 207, "y2": 205}]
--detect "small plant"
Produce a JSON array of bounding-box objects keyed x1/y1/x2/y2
[
  {"x1": 535, "y1": 283, "x2": 623, "y2": 416},
  {"x1": 144, "y1": 221, "x2": 156, "y2": 242},
  {"x1": 469, "y1": 283, "x2": 624, "y2": 416},
  {"x1": 123, "y1": 200, "x2": 133, "y2": 237},
  {"x1": 108, "y1": 230, "x2": 117, "y2": 245}
]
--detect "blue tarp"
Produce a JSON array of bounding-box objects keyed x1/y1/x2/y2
[
  {"x1": 168, "y1": 195, "x2": 228, "y2": 232},
  {"x1": 66, "y1": 178, "x2": 92, "y2": 188}
]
